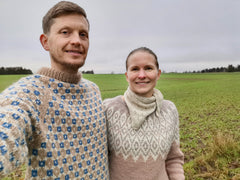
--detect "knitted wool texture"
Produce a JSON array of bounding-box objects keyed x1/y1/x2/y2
[
  {"x1": 124, "y1": 87, "x2": 163, "y2": 130},
  {"x1": 0, "y1": 67, "x2": 109, "y2": 180},
  {"x1": 104, "y1": 90, "x2": 185, "y2": 180}
]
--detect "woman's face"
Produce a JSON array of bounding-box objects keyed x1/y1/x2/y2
[{"x1": 125, "y1": 51, "x2": 161, "y2": 97}]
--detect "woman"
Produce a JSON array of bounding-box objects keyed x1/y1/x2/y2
[{"x1": 104, "y1": 47, "x2": 185, "y2": 180}]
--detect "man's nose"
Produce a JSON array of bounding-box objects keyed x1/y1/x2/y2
[{"x1": 70, "y1": 32, "x2": 81, "y2": 45}]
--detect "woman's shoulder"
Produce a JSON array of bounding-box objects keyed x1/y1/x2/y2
[
  {"x1": 162, "y1": 99, "x2": 175, "y2": 106},
  {"x1": 103, "y1": 96, "x2": 128, "y2": 113},
  {"x1": 161, "y1": 99, "x2": 178, "y2": 111},
  {"x1": 103, "y1": 95, "x2": 123, "y2": 106}
]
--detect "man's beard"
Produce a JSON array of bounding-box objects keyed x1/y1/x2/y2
[{"x1": 52, "y1": 56, "x2": 85, "y2": 72}]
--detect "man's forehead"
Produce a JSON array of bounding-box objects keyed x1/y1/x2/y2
[{"x1": 51, "y1": 14, "x2": 89, "y2": 30}]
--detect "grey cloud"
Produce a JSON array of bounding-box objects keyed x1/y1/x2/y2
[{"x1": 0, "y1": 0, "x2": 239, "y2": 73}]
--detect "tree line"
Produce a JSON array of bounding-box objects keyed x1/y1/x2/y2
[
  {"x1": 189, "y1": 64, "x2": 240, "y2": 73},
  {"x1": 0, "y1": 67, "x2": 33, "y2": 75},
  {"x1": 82, "y1": 70, "x2": 94, "y2": 74},
  {"x1": 1, "y1": 65, "x2": 239, "y2": 75},
  {"x1": 0, "y1": 67, "x2": 95, "y2": 75}
]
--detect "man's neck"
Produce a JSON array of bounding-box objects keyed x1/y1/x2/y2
[{"x1": 37, "y1": 67, "x2": 81, "y2": 84}]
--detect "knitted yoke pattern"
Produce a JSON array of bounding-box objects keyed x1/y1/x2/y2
[
  {"x1": 104, "y1": 95, "x2": 184, "y2": 180},
  {"x1": 0, "y1": 67, "x2": 109, "y2": 180}
]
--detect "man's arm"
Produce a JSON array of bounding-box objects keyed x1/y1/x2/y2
[{"x1": 0, "y1": 79, "x2": 42, "y2": 177}]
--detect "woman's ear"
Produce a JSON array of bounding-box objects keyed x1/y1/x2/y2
[
  {"x1": 40, "y1": 34, "x2": 49, "y2": 51},
  {"x1": 157, "y1": 69, "x2": 161, "y2": 80},
  {"x1": 125, "y1": 72, "x2": 130, "y2": 83}
]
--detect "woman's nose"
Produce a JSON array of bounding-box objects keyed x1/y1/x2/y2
[{"x1": 138, "y1": 69, "x2": 146, "y2": 79}]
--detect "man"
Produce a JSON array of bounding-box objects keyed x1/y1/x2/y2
[{"x1": 0, "y1": 1, "x2": 109, "y2": 179}]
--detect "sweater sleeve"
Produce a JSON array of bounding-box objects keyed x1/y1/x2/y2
[
  {"x1": 0, "y1": 78, "x2": 44, "y2": 177},
  {"x1": 165, "y1": 101, "x2": 185, "y2": 180},
  {"x1": 166, "y1": 141, "x2": 185, "y2": 180}
]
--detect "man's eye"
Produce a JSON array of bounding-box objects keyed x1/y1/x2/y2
[
  {"x1": 80, "y1": 32, "x2": 88, "y2": 38},
  {"x1": 62, "y1": 31, "x2": 68, "y2": 34},
  {"x1": 80, "y1": 33, "x2": 85, "y2": 36}
]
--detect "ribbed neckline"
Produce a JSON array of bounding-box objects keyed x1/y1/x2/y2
[{"x1": 37, "y1": 67, "x2": 81, "y2": 84}]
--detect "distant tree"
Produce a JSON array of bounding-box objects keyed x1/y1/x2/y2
[
  {"x1": 227, "y1": 64, "x2": 235, "y2": 72},
  {"x1": 192, "y1": 64, "x2": 240, "y2": 73},
  {"x1": 237, "y1": 65, "x2": 240, "y2": 72},
  {"x1": 0, "y1": 67, "x2": 32, "y2": 75},
  {"x1": 82, "y1": 70, "x2": 94, "y2": 74},
  {"x1": 220, "y1": 67, "x2": 226, "y2": 72}
]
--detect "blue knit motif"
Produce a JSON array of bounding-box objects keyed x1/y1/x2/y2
[{"x1": 0, "y1": 74, "x2": 108, "y2": 179}]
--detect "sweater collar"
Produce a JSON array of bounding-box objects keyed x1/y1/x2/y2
[
  {"x1": 124, "y1": 87, "x2": 164, "y2": 130},
  {"x1": 37, "y1": 67, "x2": 81, "y2": 84}
]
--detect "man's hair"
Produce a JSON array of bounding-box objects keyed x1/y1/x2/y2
[
  {"x1": 125, "y1": 47, "x2": 159, "y2": 70},
  {"x1": 42, "y1": 1, "x2": 89, "y2": 34}
]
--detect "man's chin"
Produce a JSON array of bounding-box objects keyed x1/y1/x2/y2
[
  {"x1": 51, "y1": 58, "x2": 85, "y2": 72},
  {"x1": 67, "y1": 62, "x2": 85, "y2": 71}
]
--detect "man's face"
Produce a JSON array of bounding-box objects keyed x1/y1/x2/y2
[{"x1": 40, "y1": 14, "x2": 89, "y2": 74}]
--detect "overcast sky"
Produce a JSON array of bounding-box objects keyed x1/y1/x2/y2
[{"x1": 0, "y1": 0, "x2": 239, "y2": 73}]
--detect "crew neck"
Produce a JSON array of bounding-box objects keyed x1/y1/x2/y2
[{"x1": 37, "y1": 67, "x2": 81, "y2": 84}]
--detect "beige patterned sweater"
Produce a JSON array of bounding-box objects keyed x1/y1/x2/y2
[
  {"x1": 104, "y1": 96, "x2": 184, "y2": 180},
  {"x1": 0, "y1": 67, "x2": 109, "y2": 179}
]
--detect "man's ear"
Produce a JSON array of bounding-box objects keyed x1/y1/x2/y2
[{"x1": 40, "y1": 34, "x2": 49, "y2": 51}]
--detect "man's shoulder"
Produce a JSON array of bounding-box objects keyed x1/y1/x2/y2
[
  {"x1": 1, "y1": 74, "x2": 46, "y2": 93},
  {"x1": 17, "y1": 74, "x2": 46, "y2": 87},
  {"x1": 81, "y1": 78, "x2": 96, "y2": 85},
  {"x1": 80, "y1": 78, "x2": 100, "y2": 90}
]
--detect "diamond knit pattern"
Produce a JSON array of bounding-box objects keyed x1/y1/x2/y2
[
  {"x1": 0, "y1": 69, "x2": 108, "y2": 180},
  {"x1": 104, "y1": 96, "x2": 179, "y2": 162}
]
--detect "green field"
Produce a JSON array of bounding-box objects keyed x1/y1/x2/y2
[{"x1": 1, "y1": 73, "x2": 240, "y2": 180}]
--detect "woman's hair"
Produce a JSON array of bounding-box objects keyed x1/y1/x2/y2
[
  {"x1": 42, "y1": 1, "x2": 89, "y2": 34},
  {"x1": 125, "y1": 47, "x2": 159, "y2": 70}
]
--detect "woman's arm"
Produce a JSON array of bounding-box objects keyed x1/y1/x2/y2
[
  {"x1": 166, "y1": 141, "x2": 185, "y2": 179},
  {"x1": 164, "y1": 100, "x2": 185, "y2": 179}
]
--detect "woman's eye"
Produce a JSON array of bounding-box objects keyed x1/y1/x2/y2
[
  {"x1": 131, "y1": 68, "x2": 138, "y2": 71},
  {"x1": 145, "y1": 67, "x2": 153, "y2": 71}
]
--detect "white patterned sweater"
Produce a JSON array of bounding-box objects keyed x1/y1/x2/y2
[
  {"x1": 104, "y1": 96, "x2": 184, "y2": 180},
  {"x1": 0, "y1": 67, "x2": 109, "y2": 180}
]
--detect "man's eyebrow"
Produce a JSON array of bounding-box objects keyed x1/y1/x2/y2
[{"x1": 59, "y1": 26, "x2": 71, "y2": 30}]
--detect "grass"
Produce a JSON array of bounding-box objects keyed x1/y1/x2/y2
[
  {"x1": 86, "y1": 72, "x2": 240, "y2": 180},
  {"x1": 1, "y1": 165, "x2": 26, "y2": 180},
  {"x1": 0, "y1": 75, "x2": 28, "y2": 92},
  {"x1": 192, "y1": 132, "x2": 240, "y2": 179},
  {"x1": 1, "y1": 73, "x2": 240, "y2": 179}
]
